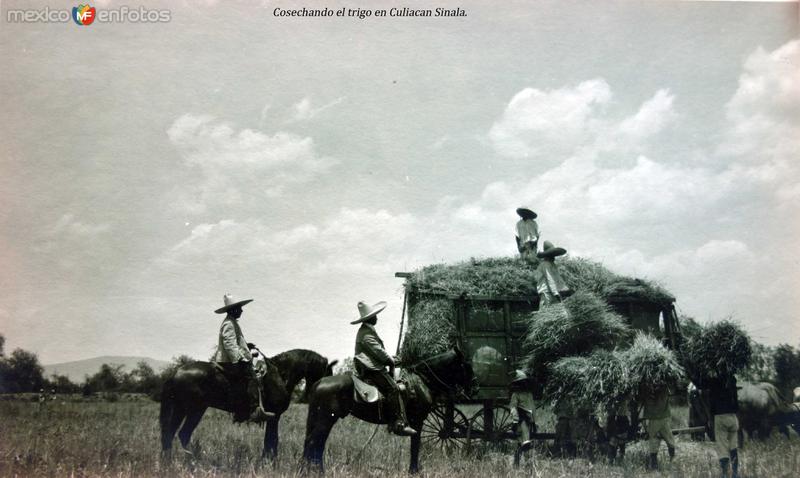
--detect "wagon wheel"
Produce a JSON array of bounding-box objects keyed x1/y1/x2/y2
[
  {"x1": 420, "y1": 403, "x2": 470, "y2": 452},
  {"x1": 468, "y1": 405, "x2": 517, "y2": 450}
]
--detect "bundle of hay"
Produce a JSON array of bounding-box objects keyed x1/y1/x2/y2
[
  {"x1": 524, "y1": 290, "x2": 631, "y2": 376},
  {"x1": 399, "y1": 298, "x2": 457, "y2": 363},
  {"x1": 544, "y1": 349, "x2": 633, "y2": 411},
  {"x1": 684, "y1": 320, "x2": 752, "y2": 378},
  {"x1": 623, "y1": 333, "x2": 685, "y2": 394}
]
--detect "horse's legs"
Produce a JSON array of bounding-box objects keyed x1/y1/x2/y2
[
  {"x1": 409, "y1": 431, "x2": 422, "y2": 474},
  {"x1": 262, "y1": 416, "x2": 280, "y2": 462},
  {"x1": 160, "y1": 399, "x2": 185, "y2": 454},
  {"x1": 303, "y1": 415, "x2": 337, "y2": 472},
  {"x1": 178, "y1": 407, "x2": 207, "y2": 450}
]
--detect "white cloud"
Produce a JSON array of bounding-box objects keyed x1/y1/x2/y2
[
  {"x1": 167, "y1": 114, "x2": 337, "y2": 213},
  {"x1": 47, "y1": 213, "x2": 110, "y2": 238},
  {"x1": 488, "y1": 79, "x2": 611, "y2": 160},
  {"x1": 287, "y1": 96, "x2": 345, "y2": 122},
  {"x1": 717, "y1": 40, "x2": 800, "y2": 206},
  {"x1": 616, "y1": 89, "x2": 676, "y2": 141}
]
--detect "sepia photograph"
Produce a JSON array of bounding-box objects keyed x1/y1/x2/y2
[{"x1": 1, "y1": 0, "x2": 799, "y2": 476}]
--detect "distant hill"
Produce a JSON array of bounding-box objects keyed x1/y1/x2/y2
[{"x1": 44, "y1": 356, "x2": 170, "y2": 382}]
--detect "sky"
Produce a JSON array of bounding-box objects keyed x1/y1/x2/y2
[{"x1": 1, "y1": 0, "x2": 798, "y2": 365}]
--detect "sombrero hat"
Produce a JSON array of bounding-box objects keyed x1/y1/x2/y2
[
  {"x1": 510, "y1": 369, "x2": 528, "y2": 384},
  {"x1": 537, "y1": 240, "x2": 567, "y2": 259},
  {"x1": 516, "y1": 206, "x2": 537, "y2": 219},
  {"x1": 214, "y1": 294, "x2": 254, "y2": 314},
  {"x1": 350, "y1": 300, "x2": 387, "y2": 325}
]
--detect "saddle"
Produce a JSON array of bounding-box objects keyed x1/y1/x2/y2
[{"x1": 352, "y1": 375, "x2": 382, "y2": 404}]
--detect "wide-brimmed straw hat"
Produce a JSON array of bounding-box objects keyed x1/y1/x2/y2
[
  {"x1": 350, "y1": 300, "x2": 387, "y2": 324},
  {"x1": 214, "y1": 294, "x2": 254, "y2": 314},
  {"x1": 510, "y1": 369, "x2": 528, "y2": 384},
  {"x1": 537, "y1": 240, "x2": 567, "y2": 259},
  {"x1": 516, "y1": 206, "x2": 537, "y2": 219}
]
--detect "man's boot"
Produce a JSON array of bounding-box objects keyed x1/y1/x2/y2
[
  {"x1": 617, "y1": 443, "x2": 626, "y2": 465},
  {"x1": 730, "y1": 449, "x2": 739, "y2": 478},
  {"x1": 668, "y1": 445, "x2": 675, "y2": 462},
  {"x1": 647, "y1": 453, "x2": 658, "y2": 470},
  {"x1": 719, "y1": 457, "x2": 730, "y2": 478},
  {"x1": 388, "y1": 391, "x2": 417, "y2": 436},
  {"x1": 245, "y1": 372, "x2": 274, "y2": 423}
]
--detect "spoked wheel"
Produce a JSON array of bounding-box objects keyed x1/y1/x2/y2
[
  {"x1": 420, "y1": 403, "x2": 470, "y2": 452},
  {"x1": 468, "y1": 405, "x2": 517, "y2": 450}
]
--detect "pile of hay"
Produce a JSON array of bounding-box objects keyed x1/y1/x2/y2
[
  {"x1": 524, "y1": 291, "x2": 631, "y2": 375},
  {"x1": 404, "y1": 256, "x2": 672, "y2": 304},
  {"x1": 684, "y1": 320, "x2": 752, "y2": 378},
  {"x1": 399, "y1": 299, "x2": 457, "y2": 362},
  {"x1": 404, "y1": 257, "x2": 538, "y2": 297},
  {"x1": 623, "y1": 333, "x2": 685, "y2": 393},
  {"x1": 559, "y1": 257, "x2": 674, "y2": 304},
  {"x1": 544, "y1": 349, "x2": 633, "y2": 410}
]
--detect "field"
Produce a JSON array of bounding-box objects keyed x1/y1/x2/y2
[{"x1": 1, "y1": 397, "x2": 799, "y2": 477}]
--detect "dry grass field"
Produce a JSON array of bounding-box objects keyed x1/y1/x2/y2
[{"x1": 1, "y1": 397, "x2": 799, "y2": 477}]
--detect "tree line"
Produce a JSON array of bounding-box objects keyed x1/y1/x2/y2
[{"x1": 0, "y1": 333, "x2": 193, "y2": 398}]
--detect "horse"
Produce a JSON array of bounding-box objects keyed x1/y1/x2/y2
[
  {"x1": 301, "y1": 348, "x2": 475, "y2": 474},
  {"x1": 260, "y1": 349, "x2": 339, "y2": 460},
  {"x1": 159, "y1": 356, "x2": 291, "y2": 458}
]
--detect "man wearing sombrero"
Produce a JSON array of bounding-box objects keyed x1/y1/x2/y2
[
  {"x1": 535, "y1": 241, "x2": 573, "y2": 305},
  {"x1": 213, "y1": 294, "x2": 271, "y2": 423},
  {"x1": 515, "y1": 207, "x2": 540, "y2": 263},
  {"x1": 352, "y1": 300, "x2": 417, "y2": 436}
]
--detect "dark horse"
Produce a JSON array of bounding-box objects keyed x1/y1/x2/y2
[
  {"x1": 159, "y1": 357, "x2": 290, "y2": 457},
  {"x1": 261, "y1": 349, "x2": 339, "y2": 460},
  {"x1": 302, "y1": 348, "x2": 474, "y2": 474}
]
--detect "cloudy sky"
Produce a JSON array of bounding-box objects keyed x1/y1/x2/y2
[{"x1": 1, "y1": 0, "x2": 798, "y2": 365}]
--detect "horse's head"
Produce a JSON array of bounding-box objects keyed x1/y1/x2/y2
[
  {"x1": 258, "y1": 356, "x2": 291, "y2": 415},
  {"x1": 453, "y1": 346, "x2": 477, "y2": 398},
  {"x1": 411, "y1": 346, "x2": 476, "y2": 399}
]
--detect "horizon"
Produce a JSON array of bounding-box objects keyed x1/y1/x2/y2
[{"x1": 2, "y1": 0, "x2": 799, "y2": 364}]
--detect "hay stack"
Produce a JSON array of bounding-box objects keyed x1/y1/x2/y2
[
  {"x1": 544, "y1": 349, "x2": 633, "y2": 410},
  {"x1": 624, "y1": 333, "x2": 685, "y2": 393},
  {"x1": 524, "y1": 290, "x2": 631, "y2": 376},
  {"x1": 684, "y1": 320, "x2": 752, "y2": 378}
]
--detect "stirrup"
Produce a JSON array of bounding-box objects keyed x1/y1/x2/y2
[{"x1": 392, "y1": 423, "x2": 417, "y2": 436}]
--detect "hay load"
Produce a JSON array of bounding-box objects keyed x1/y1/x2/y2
[
  {"x1": 684, "y1": 320, "x2": 752, "y2": 378},
  {"x1": 523, "y1": 291, "x2": 631, "y2": 375},
  {"x1": 399, "y1": 255, "x2": 671, "y2": 364},
  {"x1": 623, "y1": 333, "x2": 685, "y2": 393},
  {"x1": 544, "y1": 349, "x2": 633, "y2": 410}
]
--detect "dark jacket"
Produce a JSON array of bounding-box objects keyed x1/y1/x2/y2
[{"x1": 705, "y1": 375, "x2": 739, "y2": 415}]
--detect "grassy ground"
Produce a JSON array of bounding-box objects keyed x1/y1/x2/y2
[{"x1": 1, "y1": 398, "x2": 799, "y2": 477}]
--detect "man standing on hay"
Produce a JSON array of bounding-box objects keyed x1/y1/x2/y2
[
  {"x1": 515, "y1": 206, "x2": 540, "y2": 262},
  {"x1": 643, "y1": 385, "x2": 675, "y2": 470},
  {"x1": 536, "y1": 241, "x2": 573, "y2": 305},
  {"x1": 352, "y1": 300, "x2": 418, "y2": 436}
]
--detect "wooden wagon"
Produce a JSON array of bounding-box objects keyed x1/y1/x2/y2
[{"x1": 395, "y1": 272, "x2": 683, "y2": 451}]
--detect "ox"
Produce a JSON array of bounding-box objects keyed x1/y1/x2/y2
[{"x1": 688, "y1": 381, "x2": 800, "y2": 445}]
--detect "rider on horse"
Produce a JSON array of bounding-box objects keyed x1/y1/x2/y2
[
  {"x1": 351, "y1": 300, "x2": 418, "y2": 436},
  {"x1": 213, "y1": 294, "x2": 272, "y2": 423}
]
